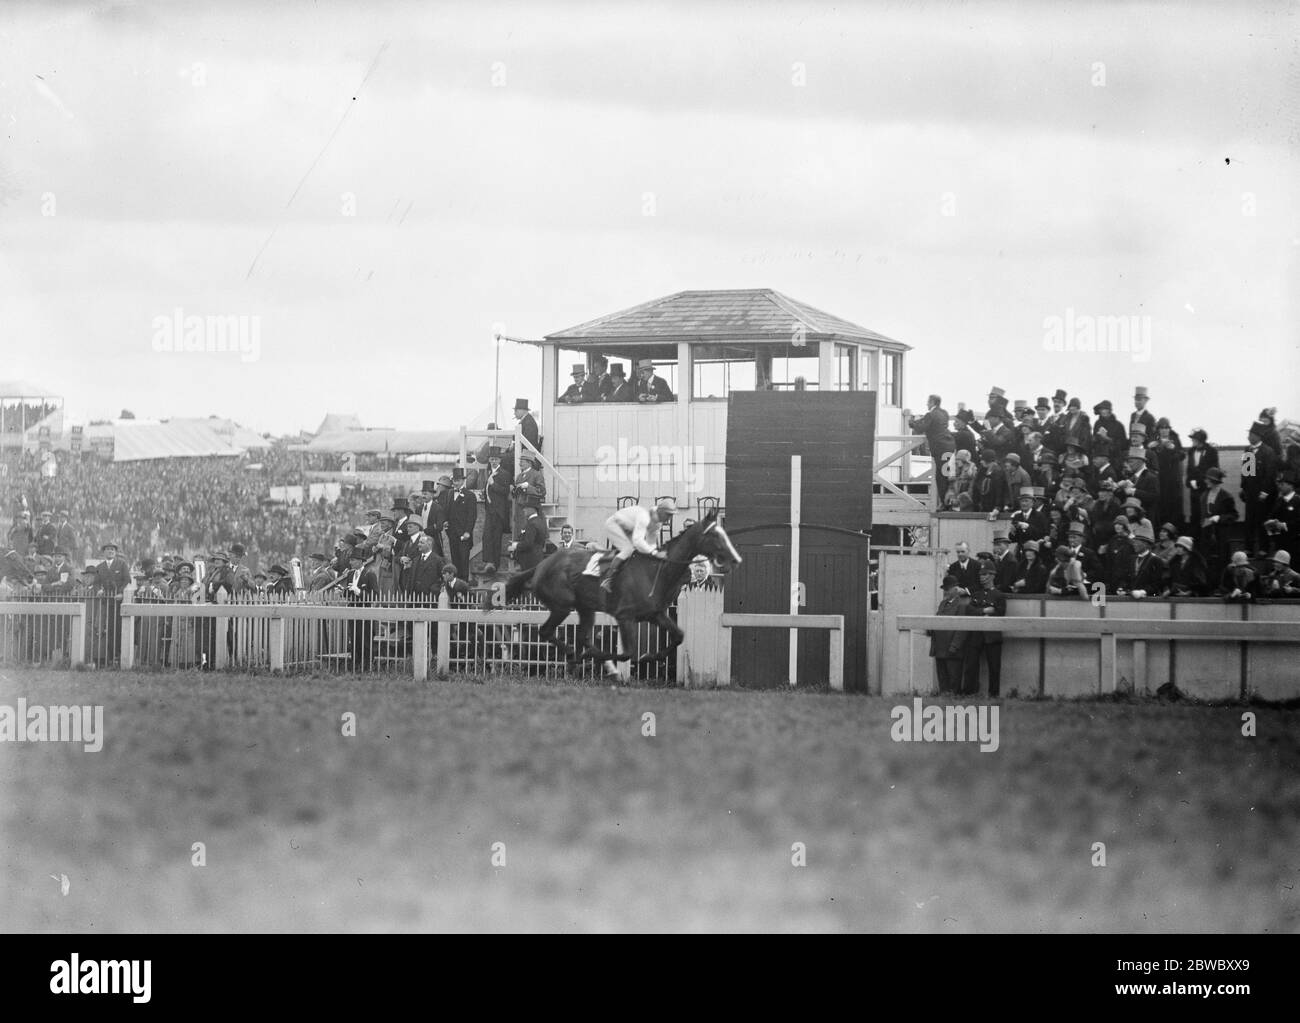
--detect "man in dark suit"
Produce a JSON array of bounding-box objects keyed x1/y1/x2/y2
[
  {"x1": 447, "y1": 468, "x2": 477, "y2": 579},
  {"x1": 1064, "y1": 521, "x2": 1102, "y2": 589},
  {"x1": 634, "y1": 359, "x2": 675, "y2": 402},
  {"x1": 513, "y1": 398, "x2": 540, "y2": 452},
  {"x1": 1242, "y1": 421, "x2": 1280, "y2": 555},
  {"x1": 511, "y1": 507, "x2": 549, "y2": 571},
  {"x1": 1185, "y1": 428, "x2": 1219, "y2": 499},
  {"x1": 1129, "y1": 524, "x2": 1166, "y2": 598},
  {"x1": 584, "y1": 357, "x2": 614, "y2": 401},
  {"x1": 558, "y1": 365, "x2": 588, "y2": 403},
  {"x1": 606, "y1": 363, "x2": 635, "y2": 402},
  {"x1": 963, "y1": 562, "x2": 1006, "y2": 696},
  {"x1": 482, "y1": 450, "x2": 511, "y2": 568},
  {"x1": 1041, "y1": 389, "x2": 1070, "y2": 454},
  {"x1": 908, "y1": 395, "x2": 956, "y2": 503},
  {"x1": 95, "y1": 541, "x2": 131, "y2": 594},
  {"x1": 1265, "y1": 471, "x2": 1300, "y2": 562},
  {"x1": 1125, "y1": 446, "x2": 1161, "y2": 521},
  {"x1": 1130, "y1": 386, "x2": 1157, "y2": 444},
  {"x1": 992, "y1": 531, "x2": 1020, "y2": 591},
  {"x1": 945, "y1": 542, "x2": 982, "y2": 593},
  {"x1": 972, "y1": 450, "x2": 1008, "y2": 513},
  {"x1": 929, "y1": 575, "x2": 972, "y2": 694},
  {"x1": 401, "y1": 533, "x2": 445, "y2": 598}
]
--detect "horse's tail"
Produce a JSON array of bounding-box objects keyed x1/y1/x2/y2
[{"x1": 504, "y1": 565, "x2": 539, "y2": 603}]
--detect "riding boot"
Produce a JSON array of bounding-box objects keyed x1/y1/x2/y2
[{"x1": 600, "y1": 556, "x2": 627, "y2": 593}]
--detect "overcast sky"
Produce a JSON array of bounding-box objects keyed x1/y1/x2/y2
[{"x1": 1, "y1": 0, "x2": 1296, "y2": 441}]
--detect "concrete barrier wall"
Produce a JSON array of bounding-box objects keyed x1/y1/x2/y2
[{"x1": 887, "y1": 592, "x2": 1300, "y2": 699}]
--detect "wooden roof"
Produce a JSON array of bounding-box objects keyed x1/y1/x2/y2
[{"x1": 543, "y1": 289, "x2": 909, "y2": 350}]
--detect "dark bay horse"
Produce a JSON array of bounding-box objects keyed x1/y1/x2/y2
[{"x1": 487, "y1": 510, "x2": 743, "y2": 673}]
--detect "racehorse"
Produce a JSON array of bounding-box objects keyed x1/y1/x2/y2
[{"x1": 486, "y1": 510, "x2": 743, "y2": 674}]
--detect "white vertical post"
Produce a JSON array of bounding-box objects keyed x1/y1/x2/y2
[
  {"x1": 435, "y1": 589, "x2": 451, "y2": 678},
  {"x1": 412, "y1": 621, "x2": 428, "y2": 682},
  {"x1": 789, "y1": 454, "x2": 801, "y2": 687},
  {"x1": 69, "y1": 610, "x2": 85, "y2": 666},
  {"x1": 118, "y1": 609, "x2": 134, "y2": 670},
  {"x1": 269, "y1": 617, "x2": 285, "y2": 673}
]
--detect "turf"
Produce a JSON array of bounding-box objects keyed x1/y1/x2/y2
[{"x1": 1, "y1": 667, "x2": 1297, "y2": 932}]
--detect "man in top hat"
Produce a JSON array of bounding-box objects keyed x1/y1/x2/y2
[
  {"x1": 991, "y1": 529, "x2": 1020, "y2": 592},
  {"x1": 1130, "y1": 386, "x2": 1157, "y2": 442},
  {"x1": 635, "y1": 359, "x2": 674, "y2": 403},
  {"x1": 482, "y1": 451, "x2": 512, "y2": 568},
  {"x1": 1184, "y1": 427, "x2": 1219, "y2": 500},
  {"x1": 229, "y1": 541, "x2": 253, "y2": 594},
  {"x1": 979, "y1": 408, "x2": 1017, "y2": 463},
  {"x1": 606, "y1": 363, "x2": 635, "y2": 402},
  {"x1": 1040, "y1": 389, "x2": 1070, "y2": 453},
  {"x1": 1260, "y1": 549, "x2": 1300, "y2": 597},
  {"x1": 1128, "y1": 522, "x2": 1165, "y2": 599},
  {"x1": 1265, "y1": 470, "x2": 1300, "y2": 562},
  {"x1": 1242, "y1": 421, "x2": 1280, "y2": 556},
  {"x1": 97, "y1": 541, "x2": 131, "y2": 594},
  {"x1": 513, "y1": 398, "x2": 540, "y2": 453},
  {"x1": 986, "y1": 386, "x2": 1009, "y2": 418},
  {"x1": 1123, "y1": 445, "x2": 1161, "y2": 521},
  {"x1": 584, "y1": 356, "x2": 614, "y2": 402},
  {"x1": 558, "y1": 364, "x2": 589, "y2": 404},
  {"x1": 1009, "y1": 486, "x2": 1048, "y2": 544},
  {"x1": 445, "y1": 467, "x2": 477, "y2": 579},
  {"x1": 1032, "y1": 396, "x2": 1051, "y2": 430}
]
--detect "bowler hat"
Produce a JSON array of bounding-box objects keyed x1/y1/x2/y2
[{"x1": 1205, "y1": 467, "x2": 1225, "y2": 482}]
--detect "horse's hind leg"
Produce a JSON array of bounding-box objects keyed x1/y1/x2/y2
[{"x1": 538, "y1": 607, "x2": 573, "y2": 662}]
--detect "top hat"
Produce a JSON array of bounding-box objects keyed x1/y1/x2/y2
[
  {"x1": 230, "y1": 542, "x2": 246, "y2": 557},
  {"x1": 451, "y1": 467, "x2": 466, "y2": 481},
  {"x1": 487, "y1": 447, "x2": 502, "y2": 459},
  {"x1": 1126, "y1": 446, "x2": 1147, "y2": 461},
  {"x1": 610, "y1": 363, "x2": 626, "y2": 378},
  {"x1": 570, "y1": 364, "x2": 586, "y2": 376},
  {"x1": 1018, "y1": 486, "x2": 1036, "y2": 498},
  {"x1": 514, "y1": 398, "x2": 530, "y2": 411},
  {"x1": 1035, "y1": 396, "x2": 1050, "y2": 409},
  {"x1": 992, "y1": 530, "x2": 1010, "y2": 543},
  {"x1": 1013, "y1": 399, "x2": 1028, "y2": 410},
  {"x1": 1067, "y1": 521, "x2": 1085, "y2": 534},
  {"x1": 1134, "y1": 385, "x2": 1149, "y2": 398},
  {"x1": 390, "y1": 497, "x2": 411, "y2": 513},
  {"x1": 421, "y1": 480, "x2": 437, "y2": 493},
  {"x1": 1031, "y1": 486, "x2": 1045, "y2": 499}
]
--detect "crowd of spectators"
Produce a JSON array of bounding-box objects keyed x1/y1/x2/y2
[{"x1": 908, "y1": 387, "x2": 1300, "y2": 603}]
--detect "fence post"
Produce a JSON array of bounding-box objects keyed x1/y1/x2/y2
[
  {"x1": 215, "y1": 615, "x2": 230, "y2": 669},
  {"x1": 1100, "y1": 631, "x2": 1118, "y2": 694},
  {"x1": 269, "y1": 616, "x2": 285, "y2": 673},
  {"x1": 118, "y1": 606, "x2": 134, "y2": 670},
  {"x1": 413, "y1": 619, "x2": 429, "y2": 681},
  {"x1": 435, "y1": 589, "x2": 450, "y2": 678},
  {"x1": 828, "y1": 618, "x2": 844, "y2": 692},
  {"x1": 69, "y1": 609, "x2": 85, "y2": 666}
]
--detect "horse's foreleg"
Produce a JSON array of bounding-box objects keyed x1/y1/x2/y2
[{"x1": 634, "y1": 611, "x2": 683, "y2": 665}]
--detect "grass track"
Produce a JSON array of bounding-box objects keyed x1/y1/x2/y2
[{"x1": 2, "y1": 668, "x2": 1298, "y2": 932}]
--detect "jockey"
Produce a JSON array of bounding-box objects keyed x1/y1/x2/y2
[{"x1": 599, "y1": 498, "x2": 677, "y2": 592}]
